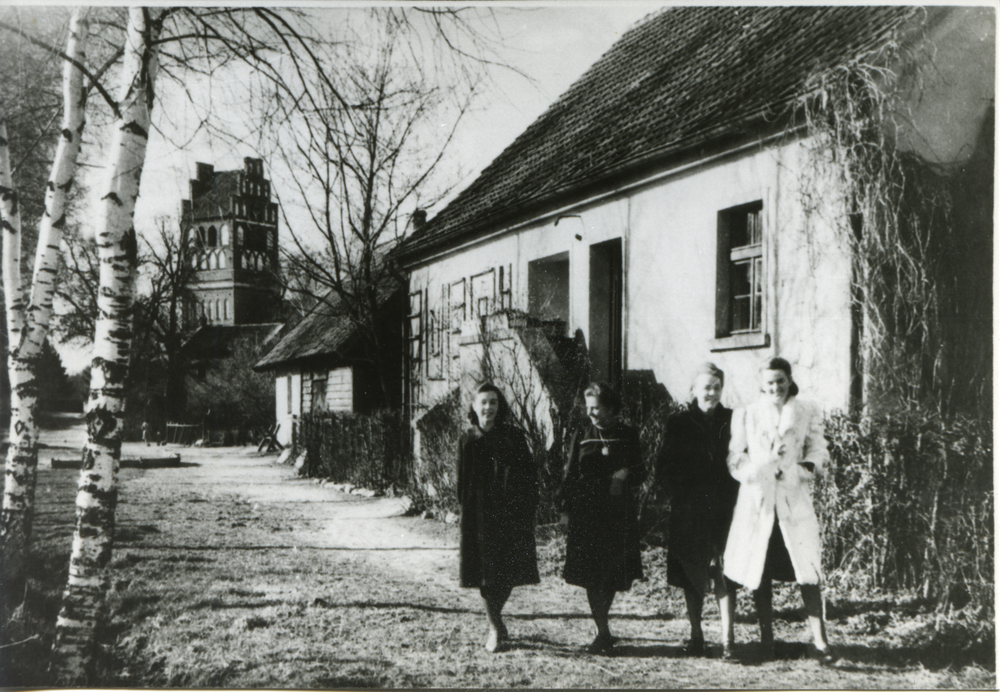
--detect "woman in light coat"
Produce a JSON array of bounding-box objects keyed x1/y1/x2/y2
[{"x1": 723, "y1": 357, "x2": 833, "y2": 663}]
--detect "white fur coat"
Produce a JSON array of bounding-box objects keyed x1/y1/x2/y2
[{"x1": 722, "y1": 396, "x2": 829, "y2": 590}]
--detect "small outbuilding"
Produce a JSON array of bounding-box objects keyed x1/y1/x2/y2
[{"x1": 253, "y1": 280, "x2": 405, "y2": 447}]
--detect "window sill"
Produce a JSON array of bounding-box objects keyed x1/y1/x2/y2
[{"x1": 711, "y1": 332, "x2": 770, "y2": 352}]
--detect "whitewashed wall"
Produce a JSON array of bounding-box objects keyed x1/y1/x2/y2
[
  {"x1": 274, "y1": 369, "x2": 302, "y2": 446},
  {"x1": 407, "y1": 135, "x2": 855, "y2": 425}
]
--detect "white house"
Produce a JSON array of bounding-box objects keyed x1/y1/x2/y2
[{"x1": 393, "y1": 6, "x2": 994, "y2": 460}]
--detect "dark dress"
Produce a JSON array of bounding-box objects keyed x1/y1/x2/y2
[
  {"x1": 561, "y1": 421, "x2": 644, "y2": 592},
  {"x1": 457, "y1": 424, "x2": 540, "y2": 589},
  {"x1": 659, "y1": 402, "x2": 739, "y2": 595}
]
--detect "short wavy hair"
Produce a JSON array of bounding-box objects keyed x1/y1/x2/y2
[
  {"x1": 761, "y1": 356, "x2": 800, "y2": 397},
  {"x1": 467, "y1": 381, "x2": 513, "y2": 428},
  {"x1": 690, "y1": 361, "x2": 725, "y2": 388},
  {"x1": 583, "y1": 381, "x2": 621, "y2": 413}
]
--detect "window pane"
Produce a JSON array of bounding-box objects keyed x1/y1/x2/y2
[
  {"x1": 731, "y1": 260, "x2": 751, "y2": 297},
  {"x1": 732, "y1": 296, "x2": 751, "y2": 332},
  {"x1": 731, "y1": 212, "x2": 748, "y2": 248},
  {"x1": 752, "y1": 294, "x2": 762, "y2": 331},
  {"x1": 311, "y1": 380, "x2": 327, "y2": 413}
]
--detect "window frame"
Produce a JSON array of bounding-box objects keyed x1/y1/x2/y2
[{"x1": 712, "y1": 200, "x2": 770, "y2": 352}]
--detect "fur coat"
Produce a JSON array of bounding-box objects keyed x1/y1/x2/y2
[{"x1": 722, "y1": 396, "x2": 829, "y2": 590}]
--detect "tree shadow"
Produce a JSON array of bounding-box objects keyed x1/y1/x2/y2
[
  {"x1": 325, "y1": 600, "x2": 477, "y2": 616},
  {"x1": 510, "y1": 612, "x2": 675, "y2": 622},
  {"x1": 189, "y1": 597, "x2": 290, "y2": 611},
  {"x1": 830, "y1": 642, "x2": 995, "y2": 673}
]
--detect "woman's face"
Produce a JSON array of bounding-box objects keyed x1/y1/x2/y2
[
  {"x1": 475, "y1": 391, "x2": 499, "y2": 430},
  {"x1": 762, "y1": 368, "x2": 791, "y2": 406},
  {"x1": 585, "y1": 395, "x2": 615, "y2": 428},
  {"x1": 693, "y1": 374, "x2": 723, "y2": 412}
]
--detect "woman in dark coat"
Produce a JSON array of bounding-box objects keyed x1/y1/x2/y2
[
  {"x1": 560, "y1": 382, "x2": 644, "y2": 654},
  {"x1": 458, "y1": 382, "x2": 540, "y2": 652},
  {"x1": 659, "y1": 362, "x2": 739, "y2": 659}
]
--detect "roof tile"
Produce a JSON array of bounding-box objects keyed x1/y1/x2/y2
[{"x1": 396, "y1": 6, "x2": 915, "y2": 260}]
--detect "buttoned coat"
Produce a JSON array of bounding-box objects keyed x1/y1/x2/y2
[
  {"x1": 722, "y1": 396, "x2": 829, "y2": 590},
  {"x1": 560, "y1": 421, "x2": 645, "y2": 592},
  {"x1": 658, "y1": 402, "x2": 738, "y2": 594},
  {"x1": 457, "y1": 424, "x2": 540, "y2": 589}
]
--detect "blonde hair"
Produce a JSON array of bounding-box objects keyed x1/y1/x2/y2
[{"x1": 691, "y1": 361, "x2": 724, "y2": 388}]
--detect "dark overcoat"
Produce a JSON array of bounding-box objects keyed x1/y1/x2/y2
[
  {"x1": 658, "y1": 402, "x2": 738, "y2": 594},
  {"x1": 457, "y1": 424, "x2": 540, "y2": 589},
  {"x1": 560, "y1": 420, "x2": 644, "y2": 592}
]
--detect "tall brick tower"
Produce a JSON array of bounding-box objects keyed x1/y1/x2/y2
[{"x1": 180, "y1": 157, "x2": 280, "y2": 327}]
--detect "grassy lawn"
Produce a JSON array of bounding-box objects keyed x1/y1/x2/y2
[{"x1": 1, "y1": 441, "x2": 994, "y2": 689}]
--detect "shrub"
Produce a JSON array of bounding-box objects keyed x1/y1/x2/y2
[
  {"x1": 299, "y1": 409, "x2": 405, "y2": 492},
  {"x1": 819, "y1": 409, "x2": 993, "y2": 614},
  {"x1": 409, "y1": 389, "x2": 463, "y2": 514}
]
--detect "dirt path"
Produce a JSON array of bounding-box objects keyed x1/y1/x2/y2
[{"x1": 29, "y1": 419, "x2": 992, "y2": 688}]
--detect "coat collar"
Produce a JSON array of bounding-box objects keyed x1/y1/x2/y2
[{"x1": 757, "y1": 395, "x2": 803, "y2": 438}]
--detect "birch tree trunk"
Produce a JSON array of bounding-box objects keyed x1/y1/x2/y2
[
  {"x1": 51, "y1": 8, "x2": 159, "y2": 683},
  {"x1": 0, "y1": 8, "x2": 89, "y2": 624}
]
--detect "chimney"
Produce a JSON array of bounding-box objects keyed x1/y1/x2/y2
[{"x1": 412, "y1": 208, "x2": 427, "y2": 232}]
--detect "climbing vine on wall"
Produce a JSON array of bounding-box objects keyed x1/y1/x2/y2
[{"x1": 799, "y1": 23, "x2": 992, "y2": 416}]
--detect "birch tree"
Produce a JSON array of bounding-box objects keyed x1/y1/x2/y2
[
  {"x1": 50, "y1": 8, "x2": 159, "y2": 681},
  {"x1": 0, "y1": 8, "x2": 89, "y2": 623}
]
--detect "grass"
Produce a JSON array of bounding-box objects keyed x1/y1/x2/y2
[{"x1": 2, "y1": 447, "x2": 994, "y2": 689}]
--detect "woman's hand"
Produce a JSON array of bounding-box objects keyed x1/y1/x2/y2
[{"x1": 610, "y1": 468, "x2": 628, "y2": 496}]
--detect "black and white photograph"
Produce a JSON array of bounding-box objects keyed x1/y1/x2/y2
[{"x1": 0, "y1": 2, "x2": 993, "y2": 687}]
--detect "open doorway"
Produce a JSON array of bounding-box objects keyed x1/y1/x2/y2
[
  {"x1": 528, "y1": 251, "x2": 570, "y2": 332},
  {"x1": 589, "y1": 238, "x2": 623, "y2": 387}
]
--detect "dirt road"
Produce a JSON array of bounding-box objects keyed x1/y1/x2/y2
[{"x1": 28, "y1": 422, "x2": 992, "y2": 688}]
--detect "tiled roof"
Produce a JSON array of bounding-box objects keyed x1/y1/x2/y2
[
  {"x1": 395, "y1": 6, "x2": 915, "y2": 261},
  {"x1": 182, "y1": 323, "x2": 284, "y2": 360},
  {"x1": 253, "y1": 277, "x2": 402, "y2": 371},
  {"x1": 190, "y1": 170, "x2": 239, "y2": 220}
]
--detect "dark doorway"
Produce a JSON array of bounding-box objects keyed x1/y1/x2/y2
[
  {"x1": 589, "y1": 238, "x2": 623, "y2": 387},
  {"x1": 528, "y1": 251, "x2": 570, "y2": 329}
]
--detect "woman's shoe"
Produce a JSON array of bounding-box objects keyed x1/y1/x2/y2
[
  {"x1": 720, "y1": 643, "x2": 736, "y2": 662},
  {"x1": 485, "y1": 627, "x2": 500, "y2": 653},
  {"x1": 759, "y1": 640, "x2": 775, "y2": 662},
  {"x1": 814, "y1": 646, "x2": 837, "y2": 666},
  {"x1": 585, "y1": 633, "x2": 615, "y2": 655},
  {"x1": 682, "y1": 637, "x2": 706, "y2": 656}
]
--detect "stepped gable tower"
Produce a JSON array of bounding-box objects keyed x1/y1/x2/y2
[{"x1": 181, "y1": 157, "x2": 280, "y2": 328}]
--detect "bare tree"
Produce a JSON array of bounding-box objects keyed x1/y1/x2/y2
[
  {"x1": 0, "y1": 5, "x2": 522, "y2": 680},
  {"x1": 0, "y1": 8, "x2": 89, "y2": 624},
  {"x1": 131, "y1": 216, "x2": 198, "y2": 421},
  {"x1": 260, "y1": 20, "x2": 477, "y2": 405},
  {"x1": 53, "y1": 225, "x2": 100, "y2": 344}
]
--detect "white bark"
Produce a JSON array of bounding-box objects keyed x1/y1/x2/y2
[
  {"x1": 52, "y1": 8, "x2": 159, "y2": 683},
  {"x1": 0, "y1": 8, "x2": 88, "y2": 621}
]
